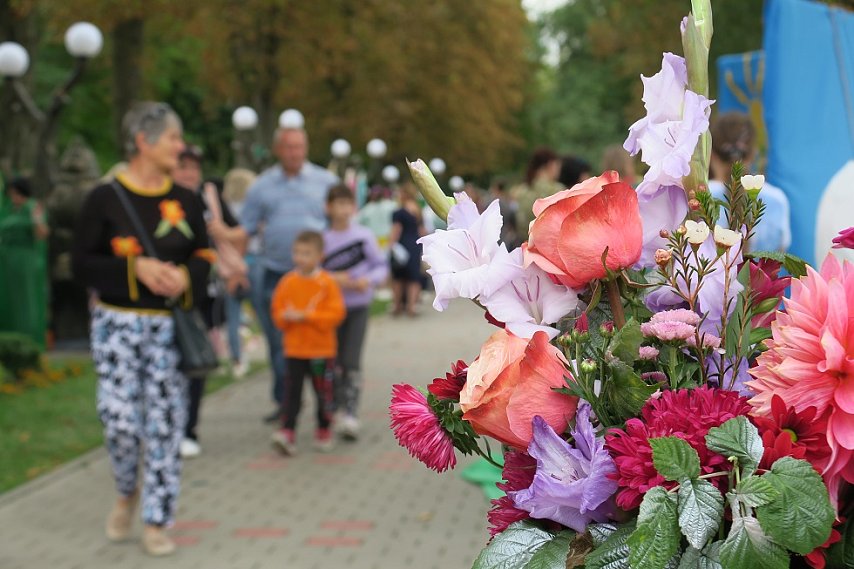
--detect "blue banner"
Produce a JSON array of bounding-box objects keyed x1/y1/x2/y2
[
  {"x1": 716, "y1": 51, "x2": 768, "y2": 157},
  {"x1": 763, "y1": 0, "x2": 854, "y2": 265}
]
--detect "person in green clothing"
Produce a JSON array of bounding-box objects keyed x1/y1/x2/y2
[
  {"x1": 512, "y1": 147, "x2": 563, "y2": 242},
  {"x1": 0, "y1": 177, "x2": 50, "y2": 348}
]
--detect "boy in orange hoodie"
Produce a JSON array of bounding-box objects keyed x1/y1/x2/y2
[{"x1": 270, "y1": 231, "x2": 345, "y2": 455}]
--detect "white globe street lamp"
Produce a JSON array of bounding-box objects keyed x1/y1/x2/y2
[
  {"x1": 366, "y1": 138, "x2": 387, "y2": 159},
  {"x1": 428, "y1": 158, "x2": 446, "y2": 176},
  {"x1": 330, "y1": 138, "x2": 351, "y2": 159},
  {"x1": 279, "y1": 108, "x2": 305, "y2": 129},
  {"x1": 382, "y1": 165, "x2": 400, "y2": 184},
  {"x1": 64, "y1": 22, "x2": 103, "y2": 59},
  {"x1": 449, "y1": 176, "x2": 465, "y2": 192},
  {"x1": 232, "y1": 106, "x2": 259, "y2": 131},
  {"x1": 0, "y1": 42, "x2": 30, "y2": 78}
]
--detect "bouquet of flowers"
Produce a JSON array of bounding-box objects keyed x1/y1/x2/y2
[{"x1": 389, "y1": 2, "x2": 854, "y2": 568}]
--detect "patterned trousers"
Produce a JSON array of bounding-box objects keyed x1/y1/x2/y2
[{"x1": 91, "y1": 305, "x2": 187, "y2": 527}]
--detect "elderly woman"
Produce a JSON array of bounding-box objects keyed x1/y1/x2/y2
[{"x1": 71, "y1": 102, "x2": 213, "y2": 556}]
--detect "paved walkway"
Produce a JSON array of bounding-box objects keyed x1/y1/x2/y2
[{"x1": 0, "y1": 300, "x2": 495, "y2": 569}]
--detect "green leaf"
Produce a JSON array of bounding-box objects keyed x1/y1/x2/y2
[
  {"x1": 628, "y1": 487, "x2": 681, "y2": 569},
  {"x1": 756, "y1": 456, "x2": 835, "y2": 555},
  {"x1": 650, "y1": 437, "x2": 701, "y2": 481},
  {"x1": 587, "y1": 523, "x2": 618, "y2": 547},
  {"x1": 471, "y1": 521, "x2": 558, "y2": 569},
  {"x1": 719, "y1": 515, "x2": 789, "y2": 569},
  {"x1": 705, "y1": 417, "x2": 764, "y2": 477},
  {"x1": 677, "y1": 543, "x2": 723, "y2": 569},
  {"x1": 677, "y1": 478, "x2": 724, "y2": 550},
  {"x1": 607, "y1": 318, "x2": 643, "y2": 363},
  {"x1": 523, "y1": 530, "x2": 574, "y2": 569},
  {"x1": 734, "y1": 476, "x2": 778, "y2": 508},
  {"x1": 826, "y1": 516, "x2": 854, "y2": 569},
  {"x1": 748, "y1": 250, "x2": 808, "y2": 279},
  {"x1": 153, "y1": 219, "x2": 172, "y2": 238},
  {"x1": 584, "y1": 524, "x2": 634, "y2": 569},
  {"x1": 748, "y1": 327, "x2": 772, "y2": 346},
  {"x1": 600, "y1": 360, "x2": 657, "y2": 426}
]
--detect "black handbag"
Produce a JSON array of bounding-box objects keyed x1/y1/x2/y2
[{"x1": 111, "y1": 182, "x2": 218, "y2": 378}]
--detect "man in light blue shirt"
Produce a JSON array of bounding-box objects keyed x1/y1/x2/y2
[
  {"x1": 709, "y1": 112, "x2": 792, "y2": 253},
  {"x1": 241, "y1": 127, "x2": 338, "y2": 419}
]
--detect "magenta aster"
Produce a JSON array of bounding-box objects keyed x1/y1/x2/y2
[
  {"x1": 428, "y1": 360, "x2": 468, "y2": 401},
  {"x1": 389, "y1": 384, "x2": 457, "y2": 472},
  {"x1": 487, "y1": 450, "x2": 537, "y2": 537},
  {"x1": 606, "y1": 386, "x2": 751, "y2": 510}
]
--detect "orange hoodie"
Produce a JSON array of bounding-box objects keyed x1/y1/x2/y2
[{"x1": 271, "y1": 270, "x2": 346, "y2": 359}]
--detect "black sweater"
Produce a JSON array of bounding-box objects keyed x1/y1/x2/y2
[{"x1": 71, "y1": 175, "x2": 214, "y2": 312}]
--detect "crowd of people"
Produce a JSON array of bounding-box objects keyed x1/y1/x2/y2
[{"x1": 0, "y1": 98, "x2": 793, "y2": 557}]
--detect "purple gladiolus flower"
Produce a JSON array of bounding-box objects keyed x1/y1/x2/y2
[
  {"x1": 480, "y1": 249, "x2": 580, "y2": 340},
  {"x1": 635, "y1": 183, "x2": 689, "y2": 269},
  {"x1": 509, "y1": 402, "x2": 617, "y2": 532},
  {"x1": 419, "y1": 193, "x2": 520, "y2": 311}
]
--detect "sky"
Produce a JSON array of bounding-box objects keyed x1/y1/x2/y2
[{"x1": 522, "y1": 0, "x2": 568, "y2": 21}]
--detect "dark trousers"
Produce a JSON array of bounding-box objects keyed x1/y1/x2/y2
[
  {"x1": 334, "y1": 306, "x2": 369, "y2": 417},
  {"x1": 282, "y1": 358, "x2": 334, "y2": 431},
  {"x1": 185, "y1": 376, "x2": 206, "y2": 441},
  {"x1": 252, "y1": 268, "x2": 287, "y2": 404}
]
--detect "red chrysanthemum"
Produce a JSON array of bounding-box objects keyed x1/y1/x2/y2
[
  {"x1": 752, "y1": 395, "x2": 831, "y2": 473},
  {"x1": 428, "y1": 360, "x2": 468, "y2": 401},
  {"x1": 389, "y1": 384, "x2": 456, "y2": 472},
  {"x1": 487, "y1": 450, "x2": 536, "y2": 537},
  {"x1": 805, "y1": 520, "x2": 843, "y2": 569},
  {"x1": 606, "y1": 387, "x2": 752, "y2": 510}
]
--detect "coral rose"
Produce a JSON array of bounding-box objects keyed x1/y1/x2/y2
[
  {"x1": 524, "y1": 171, "x2": 643, "y2": 289},
  {"x1": 459, "y1": 329, "x2": 578, "y2": 449}
]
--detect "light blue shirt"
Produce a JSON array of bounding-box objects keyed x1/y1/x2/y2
[
  {"x1": 708, "y1": 180, "x2": 792, "y2": 252},
  {"x1": 241, "y1": 162, "x2": 339, "y2": 272}
]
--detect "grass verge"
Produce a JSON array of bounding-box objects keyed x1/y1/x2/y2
[{"x1": 0, "y1": 357, "x2": 265, "y2": 494}]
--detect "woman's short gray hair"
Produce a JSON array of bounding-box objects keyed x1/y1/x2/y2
[{"x1": 122, "y1": 102, "x2": 183, "y2": 158}]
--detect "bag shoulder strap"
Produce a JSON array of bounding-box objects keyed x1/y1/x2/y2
[{"x1": 111, "y1": 180, "x2": 160, "y2": 259}]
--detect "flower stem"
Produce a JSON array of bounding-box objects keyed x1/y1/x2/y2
[
  {"x1": 605, "y1": 279, "x2": 626, "y2": 329},
  {"x1": 476, "y1": 440, "x2": 504, "y2": 469}
]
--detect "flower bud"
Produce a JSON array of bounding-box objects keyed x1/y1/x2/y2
[
  {"x1": 407, "y1": 159, "x2": 450, "y2": 221},
  {"x1": 580, "y1": 359, "x2": 598, "y2": 374},
  {"x1": 574, "y1": 313, "x2": 589, "y2": 334},
  {"x1": 557, "y1": 333, "x2": 573, "y2": 348},
  {"x1": 654, "y1": 248, "x2": 672, "y2": 267},
  {"x1": 600, "y1": 321, "x2": 615, "y2": 338},
  {"x1": 688, "y1": 198, "x2": 701, "y2": 211},
  {"x1": 687, "y1": 189, "x2": 697, "y2": 199},
  {"x1": 659, "y1": 229, "x2": 670, "y2": 239},
  {"x1": 676, "y1": 225, "x2": 687, "y2": 235}
]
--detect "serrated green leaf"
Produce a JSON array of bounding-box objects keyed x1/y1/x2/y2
[
  {"x1": 522, "y1": 530, "x2": 573, "y2": 569},
  {"x1": 678, "y1": 478, "x2": 724, "y2": 550},
  {"x1": 677, "y1": 543, "x2": 723, "y2": 569},
  {"x1": 735, "y1": 476, "x2": 778, "y2": 508},
  {"x1": 584, "y1": 524, "x2": 634, "y2": 569},
  {"x1": 826, "y1": 516, "x2": 854, "y2": 569},
  {"x1": 705, "y1": 417, "x2": 764, "y2": 477},
  {"x1": 756, "y1": 456, "x2": 835, "y2": 555},
  {"x1": 748, "y1": 250, "x2": 808, "y2": 279},
  {"x1": 601, "y1": 360, "x2": 657, "y2": 426},
  {"x1": 719, "y1": 515, "x2": 789, "y2": 569},
  {"x1": 628, "y1": 487, "x2": 680, "y2": 569},
  {"x1": 587, "y1": 523, "x2": 618, "y2": 547},
  {"x1": 607, "y1": 318, "x2": 643, "y2": 363},
  {"x1": 472, "y1": 521, "x2": 556, "y2": 569},
  {"x1": 650, "y1": 437, "x2": 701, "y2": 481}
]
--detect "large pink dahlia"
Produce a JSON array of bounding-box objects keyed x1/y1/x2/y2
[
  {"x1": 389, "y1": 384, "x2": 457, "y2": 472},
  {"x1": 747, "y1": 254, "x2": 854, "y2": 505}
]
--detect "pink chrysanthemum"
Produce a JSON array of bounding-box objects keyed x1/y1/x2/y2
[
  {"x1": 747, "y1": 255, "x2": 854, "y2": 507},
  {"x1": 606, "y1": 386, "x2": 751, "y2": 510},
  {"x1": 389, "y1": 384, "x2": 456, "y2": 473},
  {"x1": 638, "y1": 346, "x2": 660, "y2": 360},
  {"x1": 487, "y1": 450, "x2": 537, "y2": 537},
  {"x1": 685, "y1": 333, "x2": 722, "y2": 349},
  {"x1": 640, "y1": 320, "x2": 696, "y2": 342},
  {"x1": 650, "y1": 308, "x2": 701, "y2": 326}
]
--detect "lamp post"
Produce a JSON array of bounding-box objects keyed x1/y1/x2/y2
[
  {"x1": 449, "y1": 175, "x2": 465, "y2": 193},
  {"x1": 329, "y1": 138, "x2": 351, "y2": 179},
  {"x1": 279, "y1": 108, "x2": 305, "y2": 129},
  {"x1": 382, "y1": 165, "x2": 400, "y2": 185},
  {"x1": 366, "y1": 137, "x2": 386, "y2": 186},
  {"x1": 231, "y1": 105, "x2": 259, "y2": 170},
  {"x1": 0, "y1": 22, "x2": 103, "y2": 197}
]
